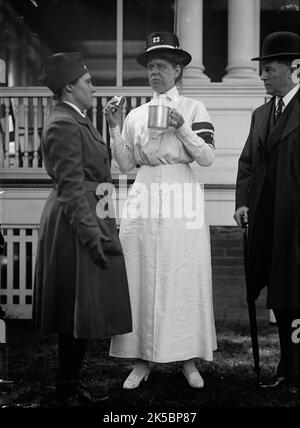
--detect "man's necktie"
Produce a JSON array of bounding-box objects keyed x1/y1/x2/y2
[{"x1": 274, "y1": 97, "x2": 284, "y2": 123}]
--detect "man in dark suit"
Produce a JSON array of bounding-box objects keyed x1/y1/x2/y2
[
  {"x1": 234, "y1": 32, "x2": 300, "y2": 390},
  {"x1": 33, "y1": 52, "x2": 132, "y2": 406}
]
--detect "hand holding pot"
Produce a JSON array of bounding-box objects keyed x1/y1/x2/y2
[{"x1": 168, "y1": 108, "x2": 184, "y2": 129}]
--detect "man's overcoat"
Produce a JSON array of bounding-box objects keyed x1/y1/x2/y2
[
  {"x1": 33, "y1": 102, "x2": 132, "y2": 338},
  {"x1": 236, "y1": 91, "x2": 300, "y2": 309}
]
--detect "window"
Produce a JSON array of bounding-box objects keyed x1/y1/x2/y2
[
  {"x1": 1, "y1": 0, "x2": 175, "y2": 87},
  {"x1": 261, "y1": 0, "x2": 300, "y2": 41},
  {"x1": 123, "y1": 0, "x2": 175, "y2": 86}
]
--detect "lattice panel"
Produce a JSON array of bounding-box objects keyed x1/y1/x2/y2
[{"x1": 0, "y1": 227, "x2": 38, "y2": 319}]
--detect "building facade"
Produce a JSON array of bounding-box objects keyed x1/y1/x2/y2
[{"x1": 0, "y1": 0, "x2": 299, "y2": 319}]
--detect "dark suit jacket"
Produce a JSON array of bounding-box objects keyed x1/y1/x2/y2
[{"x1": 236, "y1": 89, "x2": 300, "y2": 309}]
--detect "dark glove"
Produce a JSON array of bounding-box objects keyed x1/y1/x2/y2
[
  {"x1": 86, "y1": 234, "x2": 110, "y2": 269},
  {"x1": 102, "y1": 234, "x2": 123, "y2": 256}
]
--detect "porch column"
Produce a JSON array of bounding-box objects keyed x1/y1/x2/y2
[
  {"x1": 175, "y1": 0, "x2": 210, "y2": 83},
  {"x1": 0, "y1": 60, "x2": 5, "y2": 83},
  {"x1": 253, "y1": 0, "x2": 261, "y2": 75},
  {"x1": 223, "y1": 0, "x2": 260, "y2": 81}
]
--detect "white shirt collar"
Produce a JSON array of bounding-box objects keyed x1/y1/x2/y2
[
  {"x1": 63, "y1": 101, "x2": 85, "y2": 118},
  {"x1": 152, "y1": 85, "x2": 180, "y2": 102},
  {"x1": 276, "y1": 84, "x2": 299, "y2": 109}
]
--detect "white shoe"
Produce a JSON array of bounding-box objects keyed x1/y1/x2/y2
[
  {"x1": 123, "y1": 367, "x2": 150, "y2": 390},
  {"x1": 181, "y1": 368, "x2": 204, "y2": 389}
]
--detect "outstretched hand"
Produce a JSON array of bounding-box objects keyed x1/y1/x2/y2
[{"x1": 104, "y1": 98, "x2": 122, "y2": 128}]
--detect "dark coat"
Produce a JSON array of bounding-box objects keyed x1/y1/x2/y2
[
  {"x1": 236, "y1": 90, "x2": 300, "y2": 310},
  {"x1": 33, "y1": 102, "x2": 132, "y2": 338}
]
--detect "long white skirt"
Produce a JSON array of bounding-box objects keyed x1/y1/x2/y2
[{"x1": 110, "y1": 163, "x2": 217, "y2": 363}]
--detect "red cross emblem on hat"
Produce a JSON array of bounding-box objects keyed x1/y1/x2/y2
[{"x1": 153, "y1": 36, "x2": 160, "y2": 43}]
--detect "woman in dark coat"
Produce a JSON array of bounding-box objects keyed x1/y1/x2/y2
[{"x1": 33, "y1": 52, "x2": 132, "y2": 405}]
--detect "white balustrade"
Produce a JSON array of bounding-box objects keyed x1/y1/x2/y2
[
  {"x1": 0, "y1": 87, "x2": 152, "y2": 170},
  {"x1": 0, "y1": 226, "x2": 39, "y2": 319}
]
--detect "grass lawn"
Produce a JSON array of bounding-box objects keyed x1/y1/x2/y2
[{"x1": 0, "y1": 319, "x2": 299, "y2": 411}]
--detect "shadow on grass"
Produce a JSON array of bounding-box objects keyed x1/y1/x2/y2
[{"x1": 0, "y1": 319, "x2": 299, "y2": 409}]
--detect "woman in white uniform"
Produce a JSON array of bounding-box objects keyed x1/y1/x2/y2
[{"x1": 106, "y1": 32, "x2": 217, "y2": 389}]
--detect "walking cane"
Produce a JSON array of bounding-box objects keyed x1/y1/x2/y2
[{"x1": 241, "y1": 220, "x2": 261, "y2": 387}]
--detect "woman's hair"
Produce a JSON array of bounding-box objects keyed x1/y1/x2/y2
[
  {"x1": 53, "y1": 77, "x2": 79, "y2": 100},
  {"x1": 147, "y1": 52, "x2": 185, "y2": 84}
]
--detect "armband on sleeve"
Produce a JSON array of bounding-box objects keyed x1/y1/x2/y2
[{"x1": 192, "y1": 122, "x2": 215, "y2": 148}]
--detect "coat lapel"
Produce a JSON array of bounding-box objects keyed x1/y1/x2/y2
[
  {"x1": 84, "y1": 115, "x2": 106, "y2": 145},
  {"x1": 280, "y1": 91, "x2": 300, "y2": 141},
  {"x1": 267, "y1": 90, "x2": 300, "y2": 154},
  {"x1": 256, "y1": 97, "x2": 274, "y2": 145},
  {"x1": 55, "y1": 102, "x2": 106, "y2": 145}
]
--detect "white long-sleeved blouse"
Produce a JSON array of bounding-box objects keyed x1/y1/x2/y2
[{"x1": 109, "y1": 86, "x2": 215, "y2": 173}]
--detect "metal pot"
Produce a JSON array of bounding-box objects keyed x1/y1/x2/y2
[{"x1": 147, "y1": 105, "x2": 170, "y2": 130}]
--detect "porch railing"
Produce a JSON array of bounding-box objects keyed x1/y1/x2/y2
[
  {"x1": 0, "y1": 226, "x2": 38, "y2": 319},
  {"x1": 0, "y1": 86, "x2": 153, "y2": 169}
]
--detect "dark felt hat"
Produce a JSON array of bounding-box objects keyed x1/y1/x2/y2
[
  {"x1": 137, "y1": 32, "x2": 192, "y2": 67},
  {"x1": 252, "y1": 31, "x2": 300, "y2": 61},
  {"x1": 40, "y1": 52, "x2": 88, "y2": 93}
]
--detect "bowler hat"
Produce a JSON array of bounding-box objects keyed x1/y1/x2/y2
[
  {"x1": 137, "y1": 32, "x2": 192, "y2": 67},
  {"x1": 252, "y1": 31, "x2": 300, "y2": 61},
  {"x1": 40, "y1": 52, "x2": 88, "y2": 93}
]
